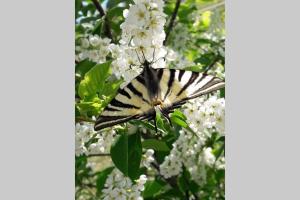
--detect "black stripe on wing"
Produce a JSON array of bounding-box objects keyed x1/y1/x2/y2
[
  {"x1": 163, "y1": 69, "x2": 175, "y2": 100},
  {"x1": 95, "y1": 115, "x2": 137, "y2": 130},
  {"x1": 162, "y1": 70, "x2": 224, "y2": 115},
  {"x1": 178, "y1": 70, "x2": 185, "y2": 82},
  {"x1": 127, "y1": 82, "x2": 150, "y2": 104},
  {"x1": 94, "y1": 112, "x2": 154, "y2": 131},
  {"x1": 190, "y1": 77, "x2": 225, "y2": 99},
  {"x1": 105, "y1": 106, "x2": 122, "y2": 111},
  {"x1": 110, "y1": 99, "x2": 140, "y2": 109},
  {"x1": 177, "y1": 71, "x2": 199, "y2": 96},
  {"x1": 118, "y1": 89, "x2": 131, "y2": 99}
]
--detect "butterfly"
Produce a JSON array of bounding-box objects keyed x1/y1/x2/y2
[{"x1": 94, "y1": 60, "x2": 225, "y2": 132}]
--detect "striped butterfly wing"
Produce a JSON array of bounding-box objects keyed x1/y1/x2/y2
[
  {"x1": 94, "y1": 74, "x2": 154, "y2": 131},
  {"x1": 158, "y1": 69, "x2": 225, "y2": 111}
]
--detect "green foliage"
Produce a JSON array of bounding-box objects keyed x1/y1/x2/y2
[
  {"x1": 78, "y1": 61, "x2": 111, "y2": 98},
  {"x1": 110, "y1": 131, "x2": 143, "y2": 180},
  {"x1": 76, "y1": 61, "x2": 122, "y2": 117},
  {"x1": 142, "y1": 139, "x2": 170, "y2": 152}
]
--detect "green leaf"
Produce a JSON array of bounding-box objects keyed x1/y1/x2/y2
[
  {"x1": 80, "y1": 16, "x2": 99, "y2": 23},
  {"x1": 130, "y1": 120, "x2": 166, "y2": 134},
  {"x1": 110, "y1": 132, "x2": 142, "y2": 180},
  {"x1": 194, "y1": 52, "x2": 215, "y2": 66},
  {"x1": 107, "y1": 6, "x2": 124, "y2": 19},
  {"x1": 214, "y1": 142, "x2": 225, "y2": 161},
  {"x1": 78, "y1": 61, "x2": 111, "y2": 99},
  {"x1": 142, "y1": 139, "x2": 170, "y2": 152},
  {"x1": 92, "y1": 19, "x2": 103, "y2": 35},
  {"x1": 172, "y1": 110, "x2": 187, "y2": 121},
  {"x1": 154, "y1": 188, "x2": 185, "y2": 199},
  {"x1": 220, "y1": 87, "x2": 225, "y2": 98},
  {"x1": 75, "y1": 0, "x2": 82, "y2": 19},
  {"x1": 107, "y1": 0, "x2": 131, "y2": 9},
  {"x1": 96, "y1": 167, "x2": 114, "y2": 196},
  {"x1": 75, "y1": 59, "x2": 96, "y2": 78},
  {"x1": 170, "y1": 114, "x2": 188, "y2": 128},
  {"x1": 177, "y1": 175, "x2": 189, "y2": 194},
  {"x1": 76, "y1": 101, "x2": 101, "y2": 116},
  {"x1": 183, "y1": 65, "x2": 203, "y2": 72},
  {"x1": 143, "y1": 180, "x2": 166, "y2": 198}
]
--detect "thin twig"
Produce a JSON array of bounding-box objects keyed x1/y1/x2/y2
[
  {"x1": 91, "y1": 0, "x2": 114, "y2": 42},
  {"x1": 88, "y1": 153, "x2": 111, "y2": 157},
  {"x1": 81, "y1": 183, "x2": 97, "y2": 188},
  {"x1": 164, "y1": 0, "x2": 182, "y2": 45}
]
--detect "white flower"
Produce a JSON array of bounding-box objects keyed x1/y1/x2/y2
[
  {"x1": 111, "y1": 188, "x2": 127, "y2": 200},
  {"x1": 80, "y1": 38, "x2": 89, "y2": 48},
  {"x1": 135, "y1": 174, "x2": 147, "y2": 191},
  {"x1": 183, "y1": 96, "x2": 225, "y2": 135},
  {"x1": 159, "y1": 129, "x2": 220, "y2": 185},
  {"x1": 76, "y1": 35, "x2": 111, "y2": 63},
  {"x1": 89, "y1": 35, "x2": 100, "y2": 47},
  {"x1": 113, "y1": 0, "x2": 167, "y2": 84},
  {"x1": 101, "y1": 169, "x2": 147, "y2": 200},
  {"x1": 215, "y1": 156, "x2": 225, "y2": 170},
  {"x1": 75, "y1": 122, "x2": 116, "y2": 156},
  {"x1": 147, "y1": 16, "x2": 166, "y2": 34},
  {"x1": 132, "y1": 28, "x2": 152, "y2": 46},
  {"x1": 201, "y1": 147, "x2": 216, "y2": 167},
  {"x1": 142, "y1": 149, "x2": 155, "y2": 169},
  {"x1": 126, "y1": 4, "x2": 150, "y2": 26}
]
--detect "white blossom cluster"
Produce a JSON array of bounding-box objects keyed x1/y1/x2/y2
[
  {"x1": 141, "y1": 149, "x2": 155, "y2": 169},
  {"x1": 159, "y1": 130, "x2": 223, "y2": 185},
  {"x1": 75, "y1": 122, "x2": 116, "y2": 156},
  {"x1": 76, "y1": 35, "x2": 111, "y2": 63},
  {"x1": 101, "y1": 169, "x2": 147, "y2": 200},
  {"x1": 183, "y1": 96, "x2": 225, "y2": 135},
  {"x1": 108, "y1": 0, "x2": 168, "y2": 86}
]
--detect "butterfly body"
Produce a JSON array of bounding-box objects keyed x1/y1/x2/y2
[
  {"x1": 94, "y1": 62, "x2": 225, "y2": 131},
  {"x1": 141, "y1": 61, "x2": 161, "y2": 102}
]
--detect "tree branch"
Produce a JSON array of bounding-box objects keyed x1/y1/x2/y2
[
  {"x1": 91, "y1": 0, "x2": 114, "y2": 42},
  {"x1": 164, "y1": 0, "x2": 182, "y2": 45},
  {"x1": 87, "y1": 153, "x2": 110, "y2": 157}
]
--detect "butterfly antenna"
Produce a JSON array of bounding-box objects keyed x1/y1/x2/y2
[
  {"x1": 134, "y1": 49, "x2": 143, "y2": 65},
  {"x1": 141, "y1": 50, "x2": 147, "y2": 63},
  {"x1": 152, "y1": 56, "x2": 166, "y2": 63},
  {"x1": 151, "y1": 47, "x2": 156, "y2": 63}
]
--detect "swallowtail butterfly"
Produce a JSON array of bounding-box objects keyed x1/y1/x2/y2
[{"x1": 94, "y1": 60, "x2": 225, "y2": 132}]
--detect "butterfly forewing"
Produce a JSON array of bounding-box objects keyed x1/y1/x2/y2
[
  {"x1": 94, "y1": 74, "x2": 154, "y2": 131},
  {"x1": 159, "y1": 69, "x2": 225, "y2": 110}
]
